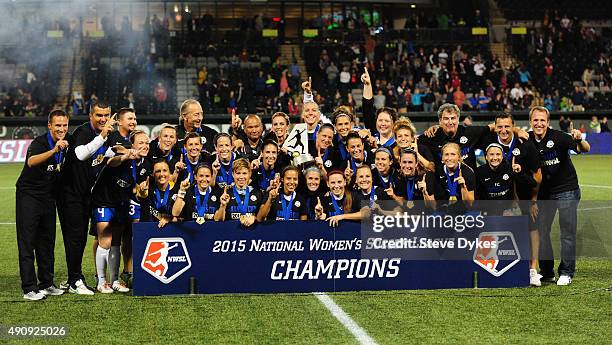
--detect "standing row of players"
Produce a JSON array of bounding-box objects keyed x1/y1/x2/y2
[{"x1": 16, "y1": 68, "x2": 589, "y2": 300}]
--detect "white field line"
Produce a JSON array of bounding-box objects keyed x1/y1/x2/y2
[
  {"x1": 580, "y1": 184, "x2": 612, "y2": 189},
  {"x1": 314, "y1": 292, "x2": 378, "y2": 345}
]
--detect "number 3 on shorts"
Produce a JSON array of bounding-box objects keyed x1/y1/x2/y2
[{"x1": 129, "y1": 204, "x2": 136, "y2": 216}]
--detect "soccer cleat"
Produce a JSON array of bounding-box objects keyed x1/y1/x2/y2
[
  {"x1": 97, "y1": 283, "x2": 113, "y2": 294},
  {"x1": 69, "y1": 279, "x2": 95, "y2": 295},
  {"x1": 540, "y1": 275, "x2": 556, "y2": 283},
  {"x1": 120, "y1": 272, "x2": 133, "y2": 289},
  {"x1": 529, "y1": 269, "x2": 542, "y2": 287},
  {"x1": 41, "y1": 285, "x2": 65, "y2": 296},
  {"x1": 23, "y1": 291, "x2": 47, "y2": 301},
  {"x1": 556, "y1": 275, "x2": 572, "y2": 286},
  {"x1": 111, "y1": 280, "x2": 130, "y2": 293}
]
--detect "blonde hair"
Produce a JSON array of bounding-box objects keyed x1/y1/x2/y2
[
  {"x1": 393, "y1": 117, "x2": 417, "y2": 137},
  {"x1": 232, "y1": 158, "x2": 251, "y2": 174},
  {"x1": 441, "y1": 142, "x2": 461, "y2": 157}
]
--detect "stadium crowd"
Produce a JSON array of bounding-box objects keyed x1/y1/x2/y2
[{"x1": 16, "y1": 64, "x2": 591, "y2": 300}]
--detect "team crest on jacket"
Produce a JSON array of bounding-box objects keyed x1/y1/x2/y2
[
  {"x1": 546, "y1": 140, "x2": 554, "y2": 148},
  {"x1": 512, "y1": 148, "x2": 520, "y2": 156},
  {"x1": 141, "y1": 238, "x2": 192, "y2": 284},
  {"x1": 459, "y1": 136, "x2": 468, "y2": 144},
  {"x1": 473, "y1": 232, "x2": 520, "y2": 277},
  {"x1": 92, "y1": 154, "x2": 105, "y2": 166}
]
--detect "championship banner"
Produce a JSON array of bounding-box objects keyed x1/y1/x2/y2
[{"x1": 132, "y1": 216, "x2": 529, "y2": 296}]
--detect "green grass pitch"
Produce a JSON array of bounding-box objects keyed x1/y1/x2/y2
[{"x1": 0, "y1": 156, "x2": 610, "y2": 344}]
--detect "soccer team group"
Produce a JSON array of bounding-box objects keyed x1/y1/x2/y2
[{"x1": 16, "y1": 69, "x2": 590, "y2": 300}]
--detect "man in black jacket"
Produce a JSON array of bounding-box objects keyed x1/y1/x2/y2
[{"x1": 16, "y1": 110, "x2": 69, "y2": 300}]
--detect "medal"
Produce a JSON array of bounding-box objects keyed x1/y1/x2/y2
[
  {"x1": 154, "y1": 185, "x2": 171, "y2": 212},
  {"x1": 47, "y1": 132, "x2": 64, "y2": 168},
  {"x1": 233, "y1": 186, "x2": 250, "y2": 215},
  {"x1": 406, "y1": 201, "x2": 414, "y2": 209},
  {"x1": 499, "y1": 135, "x2": 517, "y2": 162},
  {"x1": 331, "y1": 195, "x2": 343, "y2": 216},
  {"x1": 338, "y1": 134, "x2": 349, "y2": 160},
  {"x1": 260, "y1": 165, "x2": 274, "y2": 190},
  {"x1": 195, "y1": 186, "x2": 211, "y2": 219},
  {"x1": 185, "y1": 156, "x2": 196, "y2": 184},
  {"x1": 219, "y1": 154, "x2": 234, "y2": 185},
  {"x1": 444, "y1": 165, "x2": 459, "y2": 202},
  {"x1": 281, "y1": 192, "x2": 295, "y2": 220}
]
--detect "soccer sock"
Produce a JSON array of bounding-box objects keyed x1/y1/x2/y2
[
  {"x1": 108, "y1": 246, "x2": 121, "y2": 283},
  {"x1": 96, "y1": 247, "x2": 110, "y2": 285}
]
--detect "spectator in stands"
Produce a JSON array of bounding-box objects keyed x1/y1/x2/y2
[
  {"x1": 559, "y1": 116, "x2": 571, "y2": 133},
  {"x1": 265, "y1": 74, "x2": 276, "y2": 98},
  {"x1": 517, "y1": 64, "x2": 532, "y2": 87},
  {"x1": 154, "y1": 82, "x2": 168, "y2": 113},
  {"x1": 477, "y1": 90, "x2": 490, "y2": 111},
  {"x1": 601, "y1": 117, "x2": 610, "y2": 132},
  {"x1": 339, "y1": 66, "x2": 351, "y2": 98},
  {"x1": 571, "y1": 86, "x2": 586, "y2": 109},
  {"x1": 473, "y1": 58, "x2": 486, "y2": 89},
  {"x1": 411, "y1": 89, "x2": 423, "y2": 111},
  {"x1": 438, "y1": 48, "x2": 449, "y2": 65},
  {"x1": 365, "y1": 36, "x2": 376, "y2": 62},
  {"x1": 560, "y1": 97, "x2": 573, "y2": 111},
  {"x1": 385, "y1": 89, "x2": 398, "y2": 109},
  {"x1": 463, "y1": 115, "x2": 473, "y2": 126},
  {"x1": 589, "y1": 116, "x2": 601, "y2": 133},
  {"x1": 544, "y1": 94, "x2": 554, "y2": 111},
  {"x1": 373, "y1": 90, "x2": 385, "y2": 110},
  {"x1": 452, "y1": 45, "x2": 463, "y2": 63},
  {"x1": 510, "y1": 83, "x2": 524, "y2": 105},
  {"x1": 279, "y1": 70, "x2": 289, "y2": 95},
  {"x1": 326, "y1": 62, "x2": 339, "y2": 90},
  {"x1": 472, "y1": 9, "x2": 486, "y2": 27},
  {"x1": 423, "y1": 88, "x2": 435, "y2": 113},
  {"x1": 582, "y1": 68, "x2": 593, "y2": 87},
  {"x1": 544, "y1": 58, "x2": 554, "y2": 83},
  {"x1": 397, "y1": 86, "x2": 407, "y2": 114},
  {"x1": 452, "y1": 86, "x2": 465, "y2": 110},
  {"x1": 467, "y1": 93, "x2": 478, "y2": 110}
]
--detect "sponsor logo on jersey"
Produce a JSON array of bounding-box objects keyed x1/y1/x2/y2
[{"x1": 141, "y1": 238, "x2": 192, "y2": 284}]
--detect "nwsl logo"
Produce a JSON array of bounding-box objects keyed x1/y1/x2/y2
[
  {"x1": 141, "y1": 238, "x2": 192, "y2": 284},
  {"x1": 473, "y1": 232, "x2": 520, "y2": 277}
]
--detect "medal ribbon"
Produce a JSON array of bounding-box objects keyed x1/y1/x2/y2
[{"x1": 233, "y1": 186, "x2": 250, "y2": 214}]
